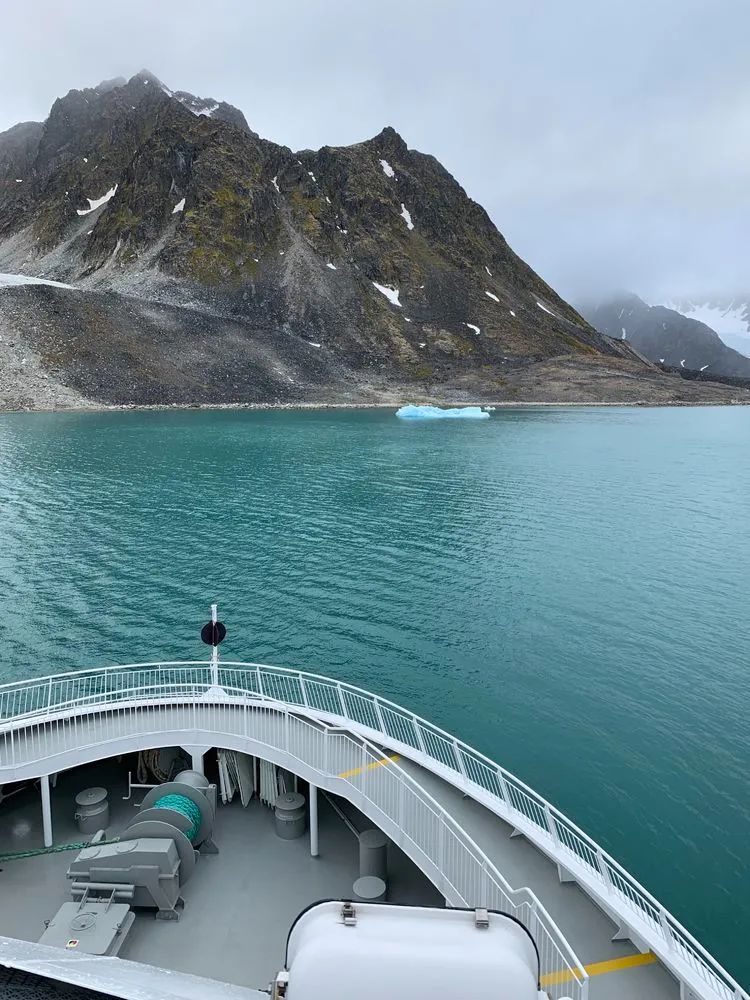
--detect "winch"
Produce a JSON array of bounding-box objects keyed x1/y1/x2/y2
[{"x1": 39, "y1": 769, "x2": 218, "y2": 956}]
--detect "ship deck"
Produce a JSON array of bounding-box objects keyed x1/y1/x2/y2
[
  {"x1": 0, "y1": 752, "x2": 679, "y2": 999},
  {"x1": 0, "y1": 757, "x2": 441, "y2": 992},
  {"x1": 1, "y1": 661, "x2": 739, "y2": 1000},
  {"x1": 396, "y1": 755, "x2": 680, "y2": 1000}
]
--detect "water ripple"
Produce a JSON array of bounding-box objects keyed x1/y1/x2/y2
[{"x1": 0, "y1": 406, "x2": 749, "y2": 981}]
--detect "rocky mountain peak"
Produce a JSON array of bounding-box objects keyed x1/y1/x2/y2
[
  {"x1": 370, "y1": 125, "x2": 408, "y2": 155},
  {"x1": 1, "y1": 70, "x2": 730, "y2": 409}
]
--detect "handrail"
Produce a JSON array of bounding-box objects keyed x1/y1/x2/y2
[{"x1": 0, "y1": 659, "x2": 746, "y2": 1000}]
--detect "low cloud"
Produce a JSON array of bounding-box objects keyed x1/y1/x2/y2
[{"x1": 1, "y1": 0, "x2": 747, "y2": 302}]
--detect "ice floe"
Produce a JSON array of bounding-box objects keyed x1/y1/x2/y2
[
  {"x1": 465, "y1": 323, "x2": 481, "y2": 335},
  {"x1": 172, "y1": 197, "x2": 185, "y2": 214},
  {"x1": 400, "y1": 204, "x2": 414, "y2": 230},
  {"x1": 372, "y1": 282, "x2": 401, "y2": 307},
  {"x1": 379, "y1": 159, "x2": 395, "y2": 178},
  {"x1": 76, "y1": 184, "x2": 117, "y2": 216},
  {"x1": 0, "y1": 273, "x2": 75, "y2": 290},
  {"x1": 485, "y1": 291, "x2": 499, "y2": 302},
  {"x1": 396, "y1": 404, "x2": 489, "y2": 420}
]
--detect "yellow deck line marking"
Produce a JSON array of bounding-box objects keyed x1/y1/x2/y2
[
  {"x1": 540, "y1": 951, "x2": 657, "y2": 987},
  {"x1": 338, "y1": 754, "x2": 400, "y2": 780}
]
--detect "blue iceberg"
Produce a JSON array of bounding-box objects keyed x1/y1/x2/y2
[{"x1": 395, "y1": 404, "x2": 490, "y2": 420}]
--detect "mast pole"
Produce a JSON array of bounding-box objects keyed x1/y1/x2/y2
[{"x1": 211, "y1": 602, "x2": 219, "y2": 687}]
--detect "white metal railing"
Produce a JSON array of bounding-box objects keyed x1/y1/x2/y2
[{"x1": 0, "y1": 659, "x2": 746, "y2": 1000}]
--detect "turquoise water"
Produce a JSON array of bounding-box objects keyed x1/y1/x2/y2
[{"x1": 0, "y1": 406, "x2": 748, "y2": 982}]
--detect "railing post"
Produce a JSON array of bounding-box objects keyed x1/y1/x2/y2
[
  {"x1": 413, "y1": 719, "x2": 427, "y2": 756},
  {"x1": 497, "y1": 769, "x2": 514, "y2": 812},
  {"x1": 373, "y1": 698, "x2": 387, "y2": 735},
  {"x1": 544, "y1": 803, "x2": 559, "y2": 845},
  {"x1": 336, "y1": 682, "x2": 347, "y2": 719},
  {"x1": 438, "y1": 815, "x2": 446, "y2": 893},
  {"x1": 453, "y1": 740, "x2": 468, "y2": 781},
  {"x1": 596, "y1": 848, "x2": 612, "y2": 892},
  {"x1": 657, "y1": 909, "x2": 673, "y2": 950},
  {"x1": 300, "y1": 677, "x2": 309, "y2": 708},
  {"x1": 256, "y1": 664, "x2": 263, "y2": 698}
]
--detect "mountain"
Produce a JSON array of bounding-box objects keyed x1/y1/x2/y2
[
  {"x1": 580, "y1": 294, "x2": 750, "y2": 380},
  {"x1": 0, "y1": 71, "x2": 746, "y2": 409},
  {"x1": 660, "y1": 296, "x2": 750, "y2": 358}
]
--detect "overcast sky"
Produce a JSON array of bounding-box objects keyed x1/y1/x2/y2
[{"x1": 0, "y1": 0, "x2": 747, "y2": 303}]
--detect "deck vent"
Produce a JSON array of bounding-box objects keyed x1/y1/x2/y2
[
  {"x1": 341, "y1": 901, "x2": 357, "y2": 926},
  {"x1": 474, "y1": 907, "x2": 490, "y2": 928}
]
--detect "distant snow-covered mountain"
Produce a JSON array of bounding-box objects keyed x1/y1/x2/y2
[
  {"x1": 579, "y1": 293, "x2": 750, "y2": 378},
  {"x1": 659, "y1": 297, "x2": 750, "y2": 358}
]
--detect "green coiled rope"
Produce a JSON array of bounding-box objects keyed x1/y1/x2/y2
[{"x1": 153, "y1": 793, "x2": 202, "y2": 844}]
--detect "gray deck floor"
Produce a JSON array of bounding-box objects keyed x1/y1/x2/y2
[
  {"x1": 0, "y1": 758, "x2": 441, "y2": 990},
  {"x1": 394, "y1": 755, "x2": 679, "y2": 1000},
  {"x1": 0, "y1": 739, "x2": 683, "y2": 1000}
]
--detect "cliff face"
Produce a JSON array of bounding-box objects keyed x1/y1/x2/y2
[{"x1": 0, "y1": 72, "x2": 746, "y2": 408}]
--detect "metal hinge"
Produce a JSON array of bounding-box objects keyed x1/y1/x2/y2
[
  {"x1": 474, "y1": 907, "x2": 489, "y2": 928},
  {"x1": 272, "y1": 970, "x2": 289, "y2": 998},
  {"x1": 341, "y1": 901, "x2": 357, "y2": 926}
]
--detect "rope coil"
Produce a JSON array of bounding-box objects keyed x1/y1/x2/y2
[{"x1": 153, "y1": 793, "x2": 202, "y2": 844}]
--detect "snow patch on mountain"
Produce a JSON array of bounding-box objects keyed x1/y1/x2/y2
[
  {"x1": 0, "y1": 273, "x2": 76, "y2": 290},
  {"x1": 400, "y1": 204, "x2": 414, "y2": 230},
  {"x1": 76, "y1": 185, "x2": 117, "y2": 215},
  {"x1": 379, "y1": 159, "x2": 395, "y2": 178},
  {"x1": 372, "y1": 282, "x2": 401, "y2": 307},
  {"x1": 660, "y1": 298, "x2": 749, "y2": 336}
]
